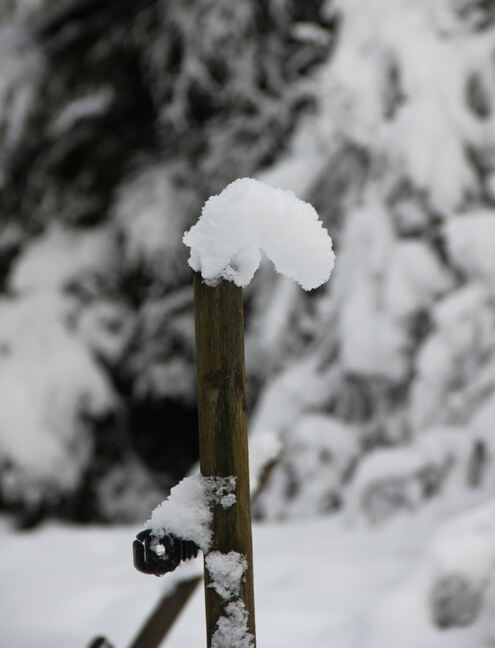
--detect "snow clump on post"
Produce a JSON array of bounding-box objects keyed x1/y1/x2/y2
[
  {"x1": 146, "y1": 475, "x2": 237, "y2": 553},
  {"x1": 205, "y1": 551, "x2": 254, "y2": 648},
  {"x1": 183, "y1": 177, "x2": 335, "y2": 291}
]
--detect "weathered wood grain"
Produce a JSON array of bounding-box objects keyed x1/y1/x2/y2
[{"x1": 193, "y1": 272, "x2": 256, "y2": 647}]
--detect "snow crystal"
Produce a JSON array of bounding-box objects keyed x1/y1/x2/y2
[
  {"x1": 206, "y1": 551, "x2": 247, "y2": 601},
  {"x1": 147, "y1": 475, "x2": 237, "y2": 552},
  {"x1": 211, "y1": 600, "x2": 254, "y2": 648},
  {"x1": 183, "y1": 177, "x2": 334, "y2": 291}
]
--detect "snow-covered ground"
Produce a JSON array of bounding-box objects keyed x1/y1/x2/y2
[{"x1": 2, "y1": 491, "x2": 495, "y2": 648}]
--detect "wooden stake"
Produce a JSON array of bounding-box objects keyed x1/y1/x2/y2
[{"x1": 193, "y1": 273, "x2": 256, "y2": 647}]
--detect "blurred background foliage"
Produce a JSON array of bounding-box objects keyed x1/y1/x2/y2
[{"x1": 1, "y1": 0, "x2": 495, "y2": 549}]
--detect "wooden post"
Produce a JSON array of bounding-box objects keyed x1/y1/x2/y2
[{"x1": 193, "y1": 273, "x2": 256, "y2": 647}]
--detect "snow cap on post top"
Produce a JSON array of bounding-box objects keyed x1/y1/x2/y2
[{"x1": 183, "y1": 177, "x2": 335, "y2": 291}]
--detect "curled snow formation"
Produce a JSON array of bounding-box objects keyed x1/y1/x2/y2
[{"x1": 183, "y1": 177, "x2": 335, "y2": 291}]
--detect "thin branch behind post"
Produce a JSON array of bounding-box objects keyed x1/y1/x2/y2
[{"x1": 128, "y1": 576, "x2": 202, "y2": 648}]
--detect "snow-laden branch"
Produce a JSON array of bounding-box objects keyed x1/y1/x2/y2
[{"x1": 183, "y1": 178, "x2": 335, "y2": 291}]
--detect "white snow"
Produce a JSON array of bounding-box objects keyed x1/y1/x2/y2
[
  {"x1": 9, "y1": 223, "x2": 116, "y2": 293},
  {"x1": 290, "y1": 22, "x2": 332, "y2": 47},
  {"x1": 323, "y1": 0, "x2": 495, "y2": 211},
  {"x1": 147, "y1": 475, "x2": 212, "y2": 552},
  {"x1": 0, "y1": 518, "x2": 195, "y2": 648},
  {"x1": 367, "y1": 499, "x2": 495, "y2": 648},
  {"x1": 183, "y1": 178, "x2": 335, "y2": 291},
  {"x1": 206, "y1": 551, "x2": 247, "y2": 601},
  {"x1": 2, "y1": 0, "x2": 495, "y2": 645},
  {"x1": 51, "y1": 87, "x2": 114, "y2": 135},
  {"x1": 0, "y1": 26, "x2": 43, "y2": 148},
  {"x1": 220, "y1": 493, "x2": 237, "y2": 509},
  {"x1": 74, "y1": 299, "x2": 135, "y2": 365},
  {"x1": 333, "y1": 200, "x2": 451, "y2": 381},
  {"x1": 4, "y1": 492, "x2": 495, "y2": 648},
  {"x1": 6, "y1": 221, "x2": 134, "y2": 366},
  {"x1": 470, "y1": 393, "x2": 495, "y2": 456},
  {"x1": 444, "y1": 211, "x2": 495, "y2": 291},
  {"x1": 428, "y1": 500, "x2": 495, "y2": 583},
  {"x1": 112, "y1": 165, "x2": 189, "y2": 283},
  {"x1": 211, "y1": 600, "x2": 254, "y2": 648},
  {"x1": 147, "y1": 475, "x2": 237, "y2": 552},
  {"x1": 347, "y1": 426, "x2": 480, "y2": 524},
  {"x1": 255, "y1": 414, "x2": 359, "y2": 520},
  {"x1": 245, "y1": 274, "x2": 302, "y2": 378},
  {"x1": 0, "y1": 293, "x2": 115, "y2": 501},
  {"x1": 204, "y1": 475, "x2": 237, "y2": 510},
  {"x1": 383, "y1": 241, "x2": 452, "y2": 319},
  {"x1": 409, "y1": 284, "x2": 495, "y2": 430}
]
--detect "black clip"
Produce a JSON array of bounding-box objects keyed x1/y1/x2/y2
[{"x1": 133, "y1": 529, "x2": 199, "y2": 576}]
